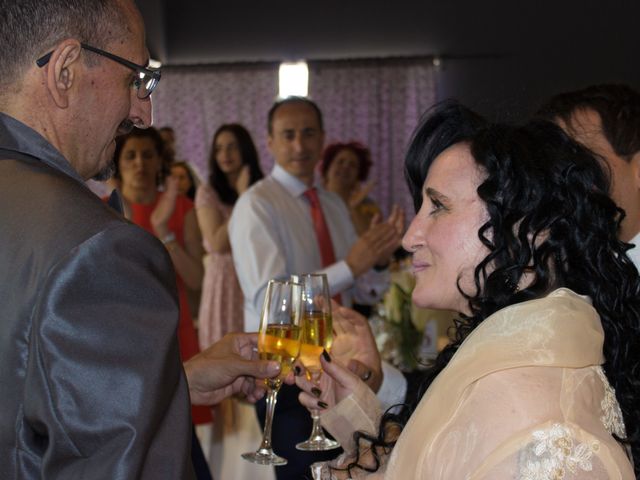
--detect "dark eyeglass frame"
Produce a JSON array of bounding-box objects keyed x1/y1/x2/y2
[{"x1": 36, "y1": 43, "x2": 161, "y2": 99}]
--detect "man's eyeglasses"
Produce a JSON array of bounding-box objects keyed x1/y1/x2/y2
[{"x1": 36, "y1": 43, "x2": 161, "y2": 99}]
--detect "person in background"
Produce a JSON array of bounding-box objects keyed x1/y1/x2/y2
[
  {"x1": 0, "y1": 0, "x2": 282, "y2": 478},
  {"x1": 229, "y1": 96, "x2": 406, "y2": 480},
  {"x1": 159, "y1": 125, "x2": 177, "y2": 165},
  {"x1": 113, "y1": 126, "x2": 205, "y2": 396},
  {"x1": 298, "y1": 101, "x2": 639, "y2": 479},
  {"x1": 195, "y1": 123, "x2": 265, "y2": 479},
  {"x1": 112, "y1": 128, "x2": 211, "y2": 464},
  {"x1": 321, "y1": 141, "x2": 381, "y2": 236},
  {"x1": 171, "y1": 160, "x2": 199, "y2": 200},
  {"x1": 159, "y1": 125, "x2": 176, "y2": 151},
  {"x1": 169, "y1": 160, "x2": 202, "y2": 341},
  {"x1": 196, "y1": 124, "x2": 264, "y2": 350},
  {"x1": 321, "y1": 141, "x2": 384, "y2": 317},
  {"x1": 536, "y1": 84, "x2": 640, "y2": 270}
]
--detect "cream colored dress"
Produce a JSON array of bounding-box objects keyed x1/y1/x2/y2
[{"x1": 315, "y1": 288, "x2": 635, "y2": 479}]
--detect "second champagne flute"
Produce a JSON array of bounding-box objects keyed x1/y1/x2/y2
[
  {"x1": 294, "y1": 273, "x2": 340, "y2": 451},
  {"x1": 242, "y1": 279, "x2": 303, "y2": 466}
]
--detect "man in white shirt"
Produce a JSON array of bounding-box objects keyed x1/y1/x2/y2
[
  {"x1": 229, "y1": 96, "x2": 405, "y2": 479},
  {"x1": 538, "y1": 84, "x2": 640, "y2": 269}
]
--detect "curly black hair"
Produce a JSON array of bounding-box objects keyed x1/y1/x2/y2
[{"x1": 341, "y1": 101, "x2": 640, "y2": 477}]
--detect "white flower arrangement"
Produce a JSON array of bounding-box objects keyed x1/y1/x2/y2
[{"x1": 370, "y1": 261, "x2": 451, "y2": 372}]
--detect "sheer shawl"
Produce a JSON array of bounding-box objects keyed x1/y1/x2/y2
[{"x1": 315, "y1": 288, "x2": 634, "y2": 479}]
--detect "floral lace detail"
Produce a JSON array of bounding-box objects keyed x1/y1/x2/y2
[
  {"x1": 594, "y1": 366, "x2": 627, "y2": 437},
  {"x1": 311, "y1": 454, "x2": 357, "y2": 480},
  {"x1": 519, "y1": 424, "x2": 599, "y2": 480}
]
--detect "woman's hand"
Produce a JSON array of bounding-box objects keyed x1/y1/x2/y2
[
  {"x1": 348, "y1": 181, "x2": 375, "y2": 209},
  {"x1": 369, "y1": 204, "x2": 405, "y2": 267},
  {"x1": 151, "y1": 176, "x2": 179, "y2": 237},
  {"x1": 331, "y1": 302, "x2": 383, "y2": 392},
  {"x1": 296, "y1": 351, "x2": 365, "y2": 412},
  {"x1": 235, "y1": 164, "x2": 251, "y2": 194}
]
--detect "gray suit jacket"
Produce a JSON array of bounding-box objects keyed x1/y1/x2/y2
[{"x1": 0, "y1": 113, "x2": 195, "y2": 479}]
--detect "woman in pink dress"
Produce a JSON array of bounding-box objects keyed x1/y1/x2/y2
[
  {"x1": 195, "y1": 124, "x2": 266, "y2": 479},
  {"x1": 196, "y1": 124, "x2": 263, "y2": 349}
]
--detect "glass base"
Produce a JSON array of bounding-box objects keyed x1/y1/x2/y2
[
  {"x1": 242, "y1": 449, "x2": 288, "y2": 466},
  {"x1": 296, "y1": 437, "x2": 341, "y2": 451}
]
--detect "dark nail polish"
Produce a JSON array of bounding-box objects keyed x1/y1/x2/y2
[
  {"x1": 311, "y1": 387, "x2": 322, "y2": 398},
  {"x1": 322, "y1": 349, "x2": 331, "y2": 362},
  {"x1": 294, "y1": 365, "x2": 302, "y2": 376},
  {"x1": 317, "y1": 401, "x2": 328, "y2": 409}
]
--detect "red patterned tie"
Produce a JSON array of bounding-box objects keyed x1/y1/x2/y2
[{"x1": 304, "y1": 188, "x2": 342, "y2": 304}]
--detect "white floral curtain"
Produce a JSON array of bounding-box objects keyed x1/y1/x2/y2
[
  {"x1": 147, "y1": 58, "x2": 436, "y2": 215},
  {"x1": 151, "y1": 63, "x2": 279, "y2": 181},
  {"x1": 308, "y1": 58, "x2": 436, "y2": 216}
]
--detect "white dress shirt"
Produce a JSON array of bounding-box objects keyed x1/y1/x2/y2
[
  {"x1": 627, "y1": 231, "x2": 640, "y2": 271},
  {"x1": 229, "y1": 164, "x2": 389, "y2": 331},
  {"x1": 229, "y1": 164, "x2": 406, "y2": 405}
]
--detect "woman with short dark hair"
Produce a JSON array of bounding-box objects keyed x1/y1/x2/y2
[{"x1": 321, "y1": 141, "x2": 380, "y2": 236}]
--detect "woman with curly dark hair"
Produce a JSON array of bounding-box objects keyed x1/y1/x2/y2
[{"x1": 297, "y1": 102, "x2": 640, "y2": 479}]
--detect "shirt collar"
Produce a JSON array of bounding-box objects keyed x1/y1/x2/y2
[
  {"x1": 0, "y1": 111, "x2": 85, "y2": 184},
  {"x1": 627, "y1": 230, "x2": 640, "y2": 271},
  {"x1": 271, "y1": 163, "x2": 320, "y2": 198}
]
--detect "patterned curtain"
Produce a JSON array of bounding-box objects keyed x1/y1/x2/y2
[
  {"x1": 136, "y1": 58, "x2": 435, "y2": 217},
  {"x1": 151, "y1": 63, "x2": 280, "y2": 181},
  {"x1": 308, "y1": 58, "x2": 436, "y2": 217}
]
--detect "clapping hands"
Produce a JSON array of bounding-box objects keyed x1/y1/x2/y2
[
  {"x1": 235, "y1": 165, "x2": 251, "y2": 195},
  {"x1": 348, "y1": 181, "x2": 376, "y2": 209},
  {"x1": 346, "y1": 205, "x2": 405, "y2": 276}
]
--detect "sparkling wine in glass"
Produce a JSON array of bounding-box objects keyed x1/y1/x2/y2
[
  {"x1": 242, "y1": 279, "x2": 303, "y2": 466},
  {"x1": 294, "y1": 273, "x2": 340, "y2": 451}
]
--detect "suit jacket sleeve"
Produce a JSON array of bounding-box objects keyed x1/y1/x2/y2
[{"x1": 23, "y1": 223, "x2": 194, "y2": 480}]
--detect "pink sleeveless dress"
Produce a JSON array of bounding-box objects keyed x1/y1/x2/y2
[{"x1": 195, "y1": 184, "x2": 245, "y2": 349}]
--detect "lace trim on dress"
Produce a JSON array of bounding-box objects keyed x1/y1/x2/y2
[
  {"x1": 594, "y1": 366, "x2": 627, "y2": 437},
  {"x1": 311, "y1": 456, "x2": 354, "y2": 480},
  {"x1": 518, "y1": 424, "x2": 599, "y2": 480}
]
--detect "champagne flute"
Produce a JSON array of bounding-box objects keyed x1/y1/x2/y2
[
  {"x1": 294, "y1": 273, "x2": 340, "y2": 451},
  {"x1": 242, "y1": 279, "x2": 303, "y2": 466}
]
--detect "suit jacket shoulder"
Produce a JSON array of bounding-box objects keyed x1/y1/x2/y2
[{"x1": 0, "y1": 156, "x2": 194, "y2": 479}]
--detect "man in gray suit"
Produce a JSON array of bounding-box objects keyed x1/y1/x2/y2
[{"x1": 0, "y1": 1, "x2": 280, "y2": 478}]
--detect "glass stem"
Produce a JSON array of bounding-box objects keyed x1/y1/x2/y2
[
  {"x1": 259, "y1": 387, "x2": 279, "y2": 453},
  {"x1": 309, "y1": 409, "x2": 326, "y2": 440}
]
